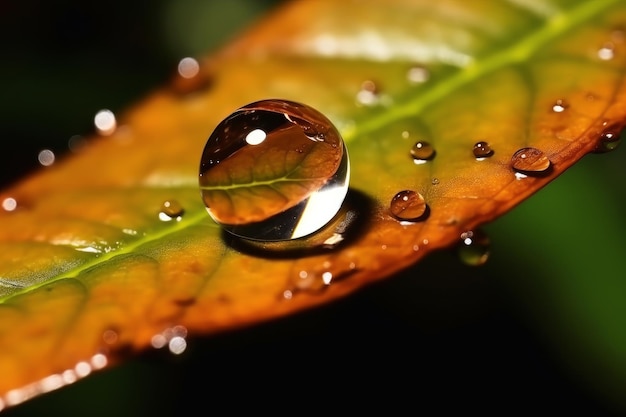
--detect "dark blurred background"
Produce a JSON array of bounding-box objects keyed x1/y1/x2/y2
[{"x1": 2, "y1": 1, "x2": 626, "y2": 415}]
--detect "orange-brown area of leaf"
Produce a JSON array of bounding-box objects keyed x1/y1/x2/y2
[{"x1": 0, "y1": 0, "x2": 625, "y2": 406}]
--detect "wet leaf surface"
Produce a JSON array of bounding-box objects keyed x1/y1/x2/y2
[{"x1": 1, "y1": 0, "x2": 626, "y2": 409}]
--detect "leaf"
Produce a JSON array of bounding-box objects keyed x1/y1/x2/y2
[{"x1": 1, "y1": 0, "x2": 625, "y2": 409}]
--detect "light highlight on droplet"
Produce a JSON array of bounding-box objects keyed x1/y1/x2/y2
[{"x1": 245, "y1": 128, "x2": 267, "y2": 145}]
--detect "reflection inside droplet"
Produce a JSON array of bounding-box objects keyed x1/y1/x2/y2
[{"x1": 199, "y1": 99, "x2": 350, "y2": 242}]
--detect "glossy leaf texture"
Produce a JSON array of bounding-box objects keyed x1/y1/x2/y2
[{"x1": 1, "y1": 0, "x2": 625, "y2": 409}]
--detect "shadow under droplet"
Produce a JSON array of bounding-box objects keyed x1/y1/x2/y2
[
  {"x1": 222, "y1": 188, "x2": 375, "y2": 259},
  {"x1": 513, "y1": 162, "x2": 554, "y2": 178}
]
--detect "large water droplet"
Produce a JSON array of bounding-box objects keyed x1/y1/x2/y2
[
  {"x1": 511, "y1": 147, "x2": 551, "y2": 176},
  {"x1": 593, "y1": 122, "x2": 623, "y2": 153},
  {"x1": 410, "y1": 141, "x2": 435, "y2": 163},
  {"x1": 390, "y1": 190, "x2": 429, "y2": 221},
  {"x1": 457, "y1": 230, "x2": 490, "y2": 266},
  {"x1": 473, "y1": 141, "x2": 493, "y2": 158},
  {"x1": 199, "y1": 99, "x2": 350, "y2": 242}
]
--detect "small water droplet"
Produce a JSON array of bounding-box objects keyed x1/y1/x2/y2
[
  {"x1": 199, "y1": 99, "x2": 350, "y2": 242},
  {"x1": 168, "y1": 336, "x2": 187, "y2": 355},
  {"x1": 94, "y1": 109, "x2": 116, "y2": 136},
  {"x1": 593, "y1": 123, "x2": 623, "y2": 153},
  {"x1": 177, "y1": 57, "x2": 200, "y2": 79},
  {"x1": 431, "y1": 177, "x2": 440, "y2": 185},
  {"x1": 159, "y1": 200, "x2": 185, "y2": 222},
  {"x1": 37, "y1": 149, "x2": 55, "y2": 166},
  {"x1": 356, "y1": 80, "x2": 380, "y2": 106},
  {"x1": 2, "y1": 197, "x2": 17, "y2": 212},
  {"x1": 390, "y1": 190, "x2": 428, "y2": 221},
  {"x1": 102, "y1": 329, "x2": 118, "y2": 345},
  {"x1": 285, "y1": 258, "x2": 357, "y2": 295},
  {"x1": 598, "y1": 43, "x2": 615, "y2": 60},
  {"x1": 291, "y1": 266, "x2": 331, "y2": 293},
  {"x1": 410, "y1": 141, "x2": 435, "y2": 163},
  {"x1": 511, "y1": 147, "x2": 551, "y2": 176},
  {"x1": 473, "y1": 141, "x2": 493, "y2": 158},
  {"x1": 406, "y1": 65, "x2": 429, "y2": 84},
  {"x1": 457, "y1": 230, "x2": 490, "y2": 266},
  {"x1": 552, "y1": 99, "x2": 568, "y2": 113},
  {"x1": 68, "y1": 135, "x2": 88, "y2": 153}
]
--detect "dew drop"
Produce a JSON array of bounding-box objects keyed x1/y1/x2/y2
[
  {"x1": 168, "y1": 336, "x2": 187, "y2": 355},
  {"x1": 390, "y1": 190, "x2": 428, "y2": 221},
  {"x1": 511, "y1": 147, "x2": 551, "y2": 176},
  {"x1": 199, "y1": 99, "x2": 350, "y2": 242},
  {"x1": 473, "y1": 141, "x2": 493, "y2": 158},
  {"x1": 291, "y1": 267, "x2": 330, "y2": 293},
  {"x1": 172, "y1": 56, "x2": 212, "y2": 95},
  {"x1": 285, "y1": 258, "x2": 357, "y2": 296},
  {"x1": 457, "y1": 230, "x2": 490, "y2": 266},
  {"x1": 410, "y1": 141, "x2": 435, "y2": 163},
  {"x1": 356, "y1": 80, "x2": 380, "y2": 106},
  {"x1": 102, "y1": 329, "x2": 118, "y2": 345},
  {"x1": 37, "y1": 149, "x2": 55, "y2": 166},
  {"x1": 551, "y1": 99, "x2": 568, "y2": 113},
  {"x1": 177, "y1": 57, "x2": 200, "y2": 79},
  {"x1": 2, "y1": 197, "x2": 17, "y2": 212},
  {"x1": 597, "y1": 43, "x2": 615, "y2": 60},
  {"x1": 406, "y1": 65, "x2": 429, "y2": 84},
  {"x1": 68, "y1": 135, "x2": 87, "y2": 153},
  {"x1": 158, "y1": 200, "x2": 184, "y2": 222},
  {"x1": 431, "y1": 177, "x2": 440, "y2": 185},
  {"x1": 593, "y1": 123, "x2": 624, "y2": 153},
  {"x1": 94, "y1": 109, "x2": 116, "y2": 136}
]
